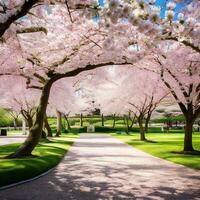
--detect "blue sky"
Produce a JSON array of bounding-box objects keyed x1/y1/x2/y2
[{"x1": 99, "y1": 0, "x2": 105, "y2": 6}]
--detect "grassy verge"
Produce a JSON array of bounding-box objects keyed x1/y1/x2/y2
[
  {"x1": 0, "y1": 134, "x2": 78, "y2": 187},
  {"x1": 7, "y1": 130, "x2": 24, "y2": 136},
  {"x1": 114, "y1": 133, "x2": 200, "y2": 170}
]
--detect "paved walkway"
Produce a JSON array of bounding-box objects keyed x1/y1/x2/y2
[
  {"x1": 0, "y1": 136, "x2": 26, "y2": 146},
  {"x1": 0, "y1": 134, "x2": 200, "y2": 200}
]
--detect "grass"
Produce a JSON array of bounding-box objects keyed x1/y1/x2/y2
[
  {"x1": 0, "y1": 134, "x2": 78, "y2": 187},
  {"x1": 114, "y1": 132, "x2": 200, "y2": 170},
  {"x1": 0, "y1": 109, "x2": 14, "y2": 127},
  {"x1": 6, "y1": 130, "x2": 25, "y2": 136}
]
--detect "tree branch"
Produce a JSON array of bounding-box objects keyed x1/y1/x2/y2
[
  {"x1": 164, "y1": 37, "x2": 200, "y2": 54},
  {"x1": 0, "y1": 0, "x2": 39, "y2": 37},
  {"x1": 16, "y1": 27, "x2": 47, "y2": 34},
  {"x1": 51, "y1": 61, "x2": 132, "y2": 82}
]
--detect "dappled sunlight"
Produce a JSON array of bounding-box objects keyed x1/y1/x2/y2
[
  {"x1": 0, "y1": 134, "x2": 199, "y2": 200},
  {"x1": 0, "y1": 136, "x2": 77, "y2": 187}
]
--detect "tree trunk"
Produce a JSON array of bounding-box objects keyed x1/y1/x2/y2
[
  {"x1": 101, "y1": 114, "x2": 104, "y2": 127},
  {"x1": 184, "y1": 119, "x2": 194, "y2": 151},
  {"x1": 80, "y1": 113, "x2": 83, "y2": 127},
  {"x1": 41, "y1": 130, "x2": 47, "y2": 139},
  {"x1": 144, "y1": 115, "x2": 151, "y2": 133},
  {"x1": 112, "y1": 114, "x2": 116, "y2": 128},
  {"x1": 7, "y1": 82, "x2": 52, "y2": 158},
  {"x1": 129, "y1": 117, "x2": 135, "y2": 129},
  {"x1": 26, "y1": 115, "x2": 33, "y2": 129},
  {"x1": 55, "y1": 110, "x2": 62, "y2": 137},
  {"x1": 44, "y1": 114, "x2": 52, "y2": 137},
  {"x1": 64, "y1": 115, "x2": 71, "y2": 130},
  {"x1": 138, "y1": 118, "x2": 146, "y2": 141},
  {"x1": 124, "y1": 116, "x2": 130, "y2": 135}
]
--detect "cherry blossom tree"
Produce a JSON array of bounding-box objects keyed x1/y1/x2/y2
[
  {"x1": 154, "y1": 44, "x2": 200, "y2": 153},
  {"x1": 0, "y1": 76, "x2": 39, "y2": 130},
  {"x1": 0, "y1": 0, "x2": 199, "y2": 159},
  {"x1": 0, "y1": 15, "x2": 131, "y2": 158},
  {"x1": 115, "y1": 68, "x2": 167, "y2": 140},
  {"x1": 0, "y1": 0, "x2": 100, "y2": 38},
  {"x1": 104, "y1": 0, "x2": 200, "y2": 53}
]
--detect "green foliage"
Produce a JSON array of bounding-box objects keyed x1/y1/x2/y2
[
  {"x1": 0, "y1": 134, "x2": 78, "y2": 187},
  {"x1": 94, "y1": 126, "x2": 134, "y2": 133},
  {"x1": 0, "y1": 109, "x2": 14, "y2": 127},
  {"x1": 70, "y1": 127, "x2": 87, "y2": 134},
  {"x1": 86, "y1": 118, "x2": 101, "y2": 124},
  {"x1": 153, "y1": 115, "x2": 185, "y2": 123},
  {"x1": 69, "y1": 119, "x2": 76, "y2": 126},
  {"x1": 114, "y1": 133, "x2": 200, "y2": 170}
]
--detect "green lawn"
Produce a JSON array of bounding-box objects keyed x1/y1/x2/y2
[
  {"x1": 114, "y1": 133, "x2": 200, "y2": 170},
  {"x1": 0, "y1": 134, "x2": 78, "y2": 187},
  {"x1": 7, "y1": 130, "x2": 24, "y2": 136}
]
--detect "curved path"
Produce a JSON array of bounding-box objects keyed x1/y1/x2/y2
[{"x1": 0, "y1": 134, "x2": 200, "y2": 200}]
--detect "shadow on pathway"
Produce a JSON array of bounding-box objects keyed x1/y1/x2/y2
[{"x1": 0, "y1": 134, "x2": 200, "y2": 200}]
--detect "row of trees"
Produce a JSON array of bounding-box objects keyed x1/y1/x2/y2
[{"x1": 0, "y1": 0, "x2": 199, "y2": 158}]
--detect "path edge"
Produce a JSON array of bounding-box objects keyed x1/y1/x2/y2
[
  {"x1": 0, "y1": 165, "x2": 56, "y2": 191},
  {"x1": 0, "y1": 137, "x2": 78, "y2": 191}
]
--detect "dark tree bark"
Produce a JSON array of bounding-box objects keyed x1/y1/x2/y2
[
  {"x1": 80, "y1": 113, "x2": 83, "y2": 127},
  {"x1": 26, "y1": 115, "x2": 33, "y2": 129},
  {"x1": 124, "y1": 114, "x2": 135, "y2": 135},
  {"x1": 138, "y1": 119, "x2": 146, "y2": 141},
  {"x1": 124, "y1": 115, "x2": 130, "y2": 135},
  {"x1": 101, "y1": 114, "x2": 104, "y2": 127},
  {"x1": 44, "y1": 114, "x2": 52, "y2": 137},
  {"x1": 0, "y1": 0, "x2": 39, "y2": 38},
  {"x1": 136, "y1": 114, "x2": 146, "y2": 141},
  {"x1": 64, "y1": 115, "x2": 71, "y2": 130},
  {"x1": 184, "y1": 120, "x2": 194, "y2": 151},
  {"x1": 179, "y1": 103, "x2": 200, "y2": 152},
  {"x1": 144, "y1": 114, "x2": 151, "y2": 133},
  {"x1": 55, "y1": 110, "x2": 62, "y2": 137},
  {"x1": 7, "y1": 81, "x2": 53, "y2": 158},
  {"x1": 181, "y1": 101, "x2": 200, "y2": 152},
  {"x1": 41, "y1": 130, "x2": 47, "y2": 139},
  {"x1": 183, "y1": 106, "x2": 195, "y2": 151},
  {"x1": 129, "y1": 115, "x2": 135, "y2": 129}
]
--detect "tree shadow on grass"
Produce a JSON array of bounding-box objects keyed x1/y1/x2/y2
[
  {"x1": 145, "y1": 139, "x2": 158, "y2": 143},
  {"x1": 0, "y1": 141, "x2": 69, "y2": 157},
  {"x1": 171, "y1": 150, "x2": 200, "y2": 156},
  {"x1": 0, "y1": 143, "x2": 73, "y2": 187},
  {"x1": 129, "y1": 139, "x2": 158, "y2": 143}
]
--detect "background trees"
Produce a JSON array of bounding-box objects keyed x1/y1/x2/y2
[
  {"x1": 74, "y1": 66, "x2": 168, "y2": 139},
  {"x1": 0, "y1": 0, "x2": 199, "y2": 157},
  {"x1": 0, "y1": 76, "x2": 39, "y2": 129}
]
